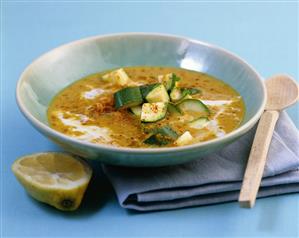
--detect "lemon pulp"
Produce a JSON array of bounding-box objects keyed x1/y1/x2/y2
[{"x1": 12, "y1": 152, "x2": 92, "y2": 211}]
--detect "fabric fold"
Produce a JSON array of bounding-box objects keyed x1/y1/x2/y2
[{"x1": 103, "y1": 111, "x2": 299, "y2": 211}]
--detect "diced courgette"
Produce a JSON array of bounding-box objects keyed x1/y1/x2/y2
[
  {"x1": 143, "y1": 125, "x2": 178, "y2": 145},
  {"x1": 114, "y1": 87, "x2": 143, "y2": 109},
  {"x1": 188, "y1": 117, "x2": 209, "y2": 129},
  {"x1": 181, "y1": 87, "x2": 201, "y2": 96},
  {"x1": 140, "y1": 83, "x2": 160, "y2": 99},
  {"x1": 179, "y1": 93, "x2": 193, "y2": 102},
  {"x1": 141, "y1": 102, "x2": 168, "y2": 122},
  {"x1": 145, "y1": 84, "x2": 169, "y2": 103},
  {"x1": 158, "y1": 73, "x2": 181, "y2": 91},
  {"x1": 130, "y1": 105, "x2": 142, "y2": 117},
  {"x1": 177, "y1": 99, "x2": 210, "y2": 116},
  {"x1": 144, "y1": 125, "x2": 178, "y2": 139},
  {"x1": 167, "y1": 103, "x2": 182, "y2": 115},
  {"x1": 170, "y1": 87, "x2": 182, "y2": 102},
  {"x1": 143, "y1": 134, "x2": 170, "y2": 146},
  {"x1": 175, "y1": 131, "x2": 194, "y2": 146},
  {"x1": 170, "y1": 87, "x2": 201, "y2": 102}
]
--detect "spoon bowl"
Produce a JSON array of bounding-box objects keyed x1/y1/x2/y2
[{"x1": 265, "y1": 75, "x2": 299, "y2": 110}]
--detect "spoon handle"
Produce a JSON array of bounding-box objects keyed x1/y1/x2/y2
[{"x1": 239, "y1": 110, "x2": 279, "y2": 208}]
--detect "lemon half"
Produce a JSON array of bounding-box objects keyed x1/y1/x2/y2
[{"x1": 12, "y1": 152, "x2": 92, "y2": 211}]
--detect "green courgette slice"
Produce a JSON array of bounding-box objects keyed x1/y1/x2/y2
[
  {"x1": 145, "y1": 84, "x2": 169, "y2": 103},
  {"x1": 114, "y1": 87, "x2": 143, "y2": 109},
  {"x1": 140, "y1": 83, "x2": 160, "y2": 99},
  {"x1": 188, "y1": 117, "x2": 209, "y2": 129},
  {"x1": 143, "y1": 134, "x2": 170, "y2": 145},
  {"x1": 181, "y1": 87, "x2": 201, "y2": 96},
  {"x1": 143, "y1": 125, "x2": 178, "y2": 139},
  {"x1": 130, "y1": 105, "x2": 142, "y2": 117},
  {"x1": 167, "y1": 103, "x2": 182, "y2": 116},
  {"x1": 177, "y1": 99, "x2": 210, "y2": 116},
  {"x1": 143, "y1": 125, "x2": 178, "y2": 145},
  {"x1": 159, "y1": 73, "x2": 181, "y2": 91},
  {"x1": 140, "y1": 102, "x2": 168, "y2": 122},
  {"x1": 169, "y1": 87, "x2": 182, "y2": 102}
]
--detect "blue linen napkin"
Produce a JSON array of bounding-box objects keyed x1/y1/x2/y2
[{"x1": 103, "y1": 111, "x2": 299, "y2": 211}]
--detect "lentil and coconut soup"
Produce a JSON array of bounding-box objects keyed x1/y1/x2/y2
[{"x1": 47, "y1": 66, "x2": 245, "y2": 148}]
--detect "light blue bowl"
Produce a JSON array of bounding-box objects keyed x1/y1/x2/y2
[{"x1": 16, "y1": 33, "x2": 266, "y2": 167}]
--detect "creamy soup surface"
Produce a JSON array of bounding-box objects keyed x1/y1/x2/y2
[{"x1": 48, "y1": 66, "x2": 245, "y2": 148}]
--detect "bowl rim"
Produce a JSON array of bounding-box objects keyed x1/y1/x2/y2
[{"x1": 16, "y1": 32, "x2": 267, "y2": 154}]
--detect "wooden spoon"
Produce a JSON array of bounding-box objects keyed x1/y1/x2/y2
[{"x1": 239, "y1": 74, "x2": 299, "y2": 208}]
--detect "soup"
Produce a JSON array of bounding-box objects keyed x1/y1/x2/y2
[{"x1": 48, "y1": 66, "x2": 245, "y2": 148}]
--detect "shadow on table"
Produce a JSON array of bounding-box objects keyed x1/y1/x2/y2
[{"x1": 27, "y1": 160, "x2": 115, "y2": 218}]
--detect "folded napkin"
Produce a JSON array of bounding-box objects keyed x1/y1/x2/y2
[{"x1": 103, "y1": 111, "x2": 299, "y2": 211}]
